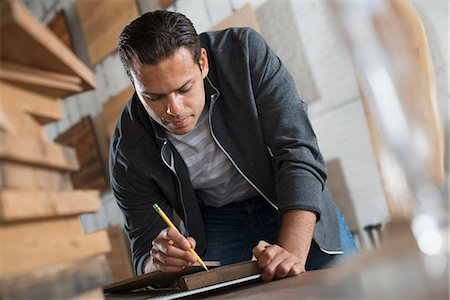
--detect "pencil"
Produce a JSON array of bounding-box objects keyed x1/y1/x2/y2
[{"x1": 153, "y1": 203, "x2": 209, "y2": 272}]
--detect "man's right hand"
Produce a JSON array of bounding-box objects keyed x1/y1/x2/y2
[{"x1": 143, "y1": 227, "x2": 198, "y2": 273}]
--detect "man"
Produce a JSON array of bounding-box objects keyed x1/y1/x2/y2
[{"x1": 110, "y1": 10, "x2": 356, "y2": 282}]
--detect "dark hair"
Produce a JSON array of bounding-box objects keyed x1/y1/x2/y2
[{"x1": 118, "y1": 10, "x2": 201, "y2": 77}]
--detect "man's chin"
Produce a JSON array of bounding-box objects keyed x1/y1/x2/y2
[{"x1": 169, "y1": 125, "x2": 193, "y2": 135}]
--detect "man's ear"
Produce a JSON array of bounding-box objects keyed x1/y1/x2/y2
[{"x1": 199, "y1": 48, "x2": 209, "y2": 79}]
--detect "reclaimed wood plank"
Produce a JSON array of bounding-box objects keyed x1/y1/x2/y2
[
  {"x1": 46, "y1": 9, "x2": 73, "y2": 51},
  {"x1": 0, "y1": 161, "x2": 73, "y2": 190},
  {"x1": 0, "y1": 255, "x2": 110, "y2": 299},
  {"x1": 0, "y1": 61, "x2": 83, "y2": 97},
  {"x1": 105, "y1": 226, "x2": 134, "y2": 283},
  {"x1": 76, "y1": 0, "x2": 138, "y2": 65},
  {"x1": 0, "y1": 132, "x2": 79, "y2": 171},
  {"x1": 55, "y1": 116, "x2": 109, "y2": 191},
  {"x1": 0, "y1": 189, "x2": 99, "y2": 222},
  {"x1": 0, "y1": 80, "x2": 63, "y2": 139},
  {"x1": 0, "y1": 0, "x2": 96, "y2": 90},
  {"x1": 102, "y1": 85, "x2": 134, "y2": 138},
  {"x1": 0, "y1": 217, "x2": 111, "y2": 278}
]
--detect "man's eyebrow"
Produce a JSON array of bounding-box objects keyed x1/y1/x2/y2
[{"x1": 142, "y1": 78, "x2": 194, "y2": 97}]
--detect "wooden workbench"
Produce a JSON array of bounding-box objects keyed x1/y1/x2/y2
[{"x1": 104, "y1": 221, "x2": 448, "y2": 299}]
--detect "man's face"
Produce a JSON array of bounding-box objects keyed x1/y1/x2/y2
[{"x1": 130, "y1": 47, "x2": 209, "y2": 135}]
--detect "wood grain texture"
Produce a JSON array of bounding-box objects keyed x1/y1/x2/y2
[
  {"x1": 102, "y1": 85, "x2": 134, "y2": 138},
  {"x1": 0, "y1": 80, "x2": 64, "y2": 140},
  {"x1": 0, "y1": 0, "x2": 95, "y2": 90},
  {"x1": 177, "y1": 261, "x2": 261, "y2": 291},
  {"x1": 0, "y1": 61, "x2": 83, "y2": 97},
  {"x1": 0, "y1": 161, "x2": 73, "y2": 190},
  {"x1": 0, "y1": 217, "x2": 111, "y2": 279},
  {"x1": 210, "y1": 4, "x2": 260, "y2": 32},
  {"x1": 0, "y1": 131, "x2": 79, "y2": 171},
  {"x1": 105, "y1": 226, "x2": 134, "y2": 283},
  {"x1": 103, "y1": 266, "x2": 204, "y2": 293},
  {"x1": 76, "y1": 0, "x2": 138, "y2": 65},
  {"x1": 0, "y1": 255, "x2": 110, "y2": 299},
  {"x1": 47, "y1": 9, "x2": 73, "y2": 51},
  {"x1": 0, "y1": 189, "x2": 99, "y2": 222},
  {"x1": 56, "y1": 116, "x2": 109, "y2": 191}
]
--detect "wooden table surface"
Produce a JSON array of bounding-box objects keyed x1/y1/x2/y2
[{"x1": 105, "y1": 222, "x2": 448, "y2": 299}]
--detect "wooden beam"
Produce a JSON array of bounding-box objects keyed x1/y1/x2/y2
[
  {"x1": 0, "y1": 217, "x2": 111, "y2": 279},
  {"x1": 0, "y1": 255, "x2": 110, "y2": 299},
  {"x1": 102, "y1": 85, "x2": 134, "y2": 138},
  {"x1": 0, "y1": 161, "x2": 73, "y2": 190},
  {"x1": 105, "y1": 226, "x2": 134, "y2": 282},
  {"x1": 46, "y1": 9, "x2": 73, "y2": 51},
  {"x1": 76, "y1": 0, "x2": 138, "y2": 65},
  {"x1": 0, "y1": 0, "x2": 96, "y2": 90},
  {"x1": 0, "y1": 132, "x2": 79, "y2": 171},
  {"x1": 0, "y1": 189, "x2": 100, "y2": 222},
  {"x1": 0, "y1": 61, "x2": 83, "y2": 97},
  {"x1": 0, "y1": 80, "x2": 63, "y2": 139}
]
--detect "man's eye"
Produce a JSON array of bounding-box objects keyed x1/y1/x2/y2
[
  {"x1": 144, "y1": 95, "x2": 160, "y2": 101},
  {"x1": 179, "y1": 86, "x2": 191, "y2": 94}
]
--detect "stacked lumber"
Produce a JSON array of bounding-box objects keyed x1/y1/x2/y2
[{"x1": 0, "y1": 1, "x2": 111, "y2": 299}]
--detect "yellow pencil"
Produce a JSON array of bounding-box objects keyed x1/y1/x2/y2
[{"x1": 153, "y1": 203, "x2": 209, "y2": 272}]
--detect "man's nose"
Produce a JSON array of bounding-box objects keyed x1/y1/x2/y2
[{"x1": 166, "y1": 93, "x2": 183, "y2": 116}]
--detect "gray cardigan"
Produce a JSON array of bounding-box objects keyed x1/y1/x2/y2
[{"x1": 109, "y1": 27, "x2": 341, "y2": 275}]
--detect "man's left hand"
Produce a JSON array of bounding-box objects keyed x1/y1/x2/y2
[{"x1": 252, "y1": 243, "x2": 306, "y2": 282}]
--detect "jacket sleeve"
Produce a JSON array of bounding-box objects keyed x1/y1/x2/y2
[
  {"x1": 241, "y1": 28, "x2": 328, "y2": 219},
  {"x1": 109, "y1": 126, "x2": 171, "y2": 275}
]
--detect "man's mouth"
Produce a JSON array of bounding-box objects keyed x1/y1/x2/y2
[{"x1": 168, "y1": 116, "x2": 190, "y2": 128}]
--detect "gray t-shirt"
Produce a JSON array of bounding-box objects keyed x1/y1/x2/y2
[{"x1": 167, "y1": 109, "x2": 257, "y2": 207}]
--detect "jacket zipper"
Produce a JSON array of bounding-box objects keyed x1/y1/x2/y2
[
  {"x1": 207, "y1": 93, "x2": 278, "y2": 211},
  {"x1": 160, "y1": 139, "x2": 189, "y2": 235}
]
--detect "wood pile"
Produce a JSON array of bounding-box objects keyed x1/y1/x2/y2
[{"x1": 0, "y1": 1, "x2": 111, "y2": 298}]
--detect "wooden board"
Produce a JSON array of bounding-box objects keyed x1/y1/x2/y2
[
  {"x1": 0, "y1": 255, "x2": 110, "y2": 300},
  {"x1": 0, "y1": 189, "x2": 99, "y2": 222},
  {"x1": 0, "y1": 161, "x2": 73, "y2": 190},
  {"x1": 0, "y1": 0, "x2": 95, "y2": 90},
  {"x1": 0, "y1": 131, "x2": 79, "y2": 171},
  {"x1": 55, "y1": 116, "x2": 109, "y2": 191},
  {"x1": 105, "y1": 226, "x2": 134, "y2": 283},
  {"x1": 177, "y1": 261, "x2": 261, "y2": 291},
  {"x1": 0, "y1": 217, "x2": 111, "y2": 279},
  {"x1": 76, "y1": 0, "x2": 138, "y2": 65},
  {"x1": 357, "y1": 0, "x2": 445, "y2": 219},
  {"x1": 47, "y1": 9, "x2": 73, "y2": 51},
  {"x1": 0, "y1": 80, "x2": 64, "y2": 140},
  {"x1": 0, "y1": 61, "x2": 83, "y2": 97},
  {"x1": 210, "y1": 4, "x2": 260, "y2": 32},
  {"x1": 103, "y1": 266, "x2": 206, "y2": 294},
  {"x1": 102, "y1": 85, "x2": 134, "y2": 138},
  {"x1": 103, "y1": 261, "x2": 221, "y2": 293}
]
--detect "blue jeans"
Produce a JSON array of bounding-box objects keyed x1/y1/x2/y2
[{"x1": 200, "y1": 195, "x2": 357, "y2": 270}]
